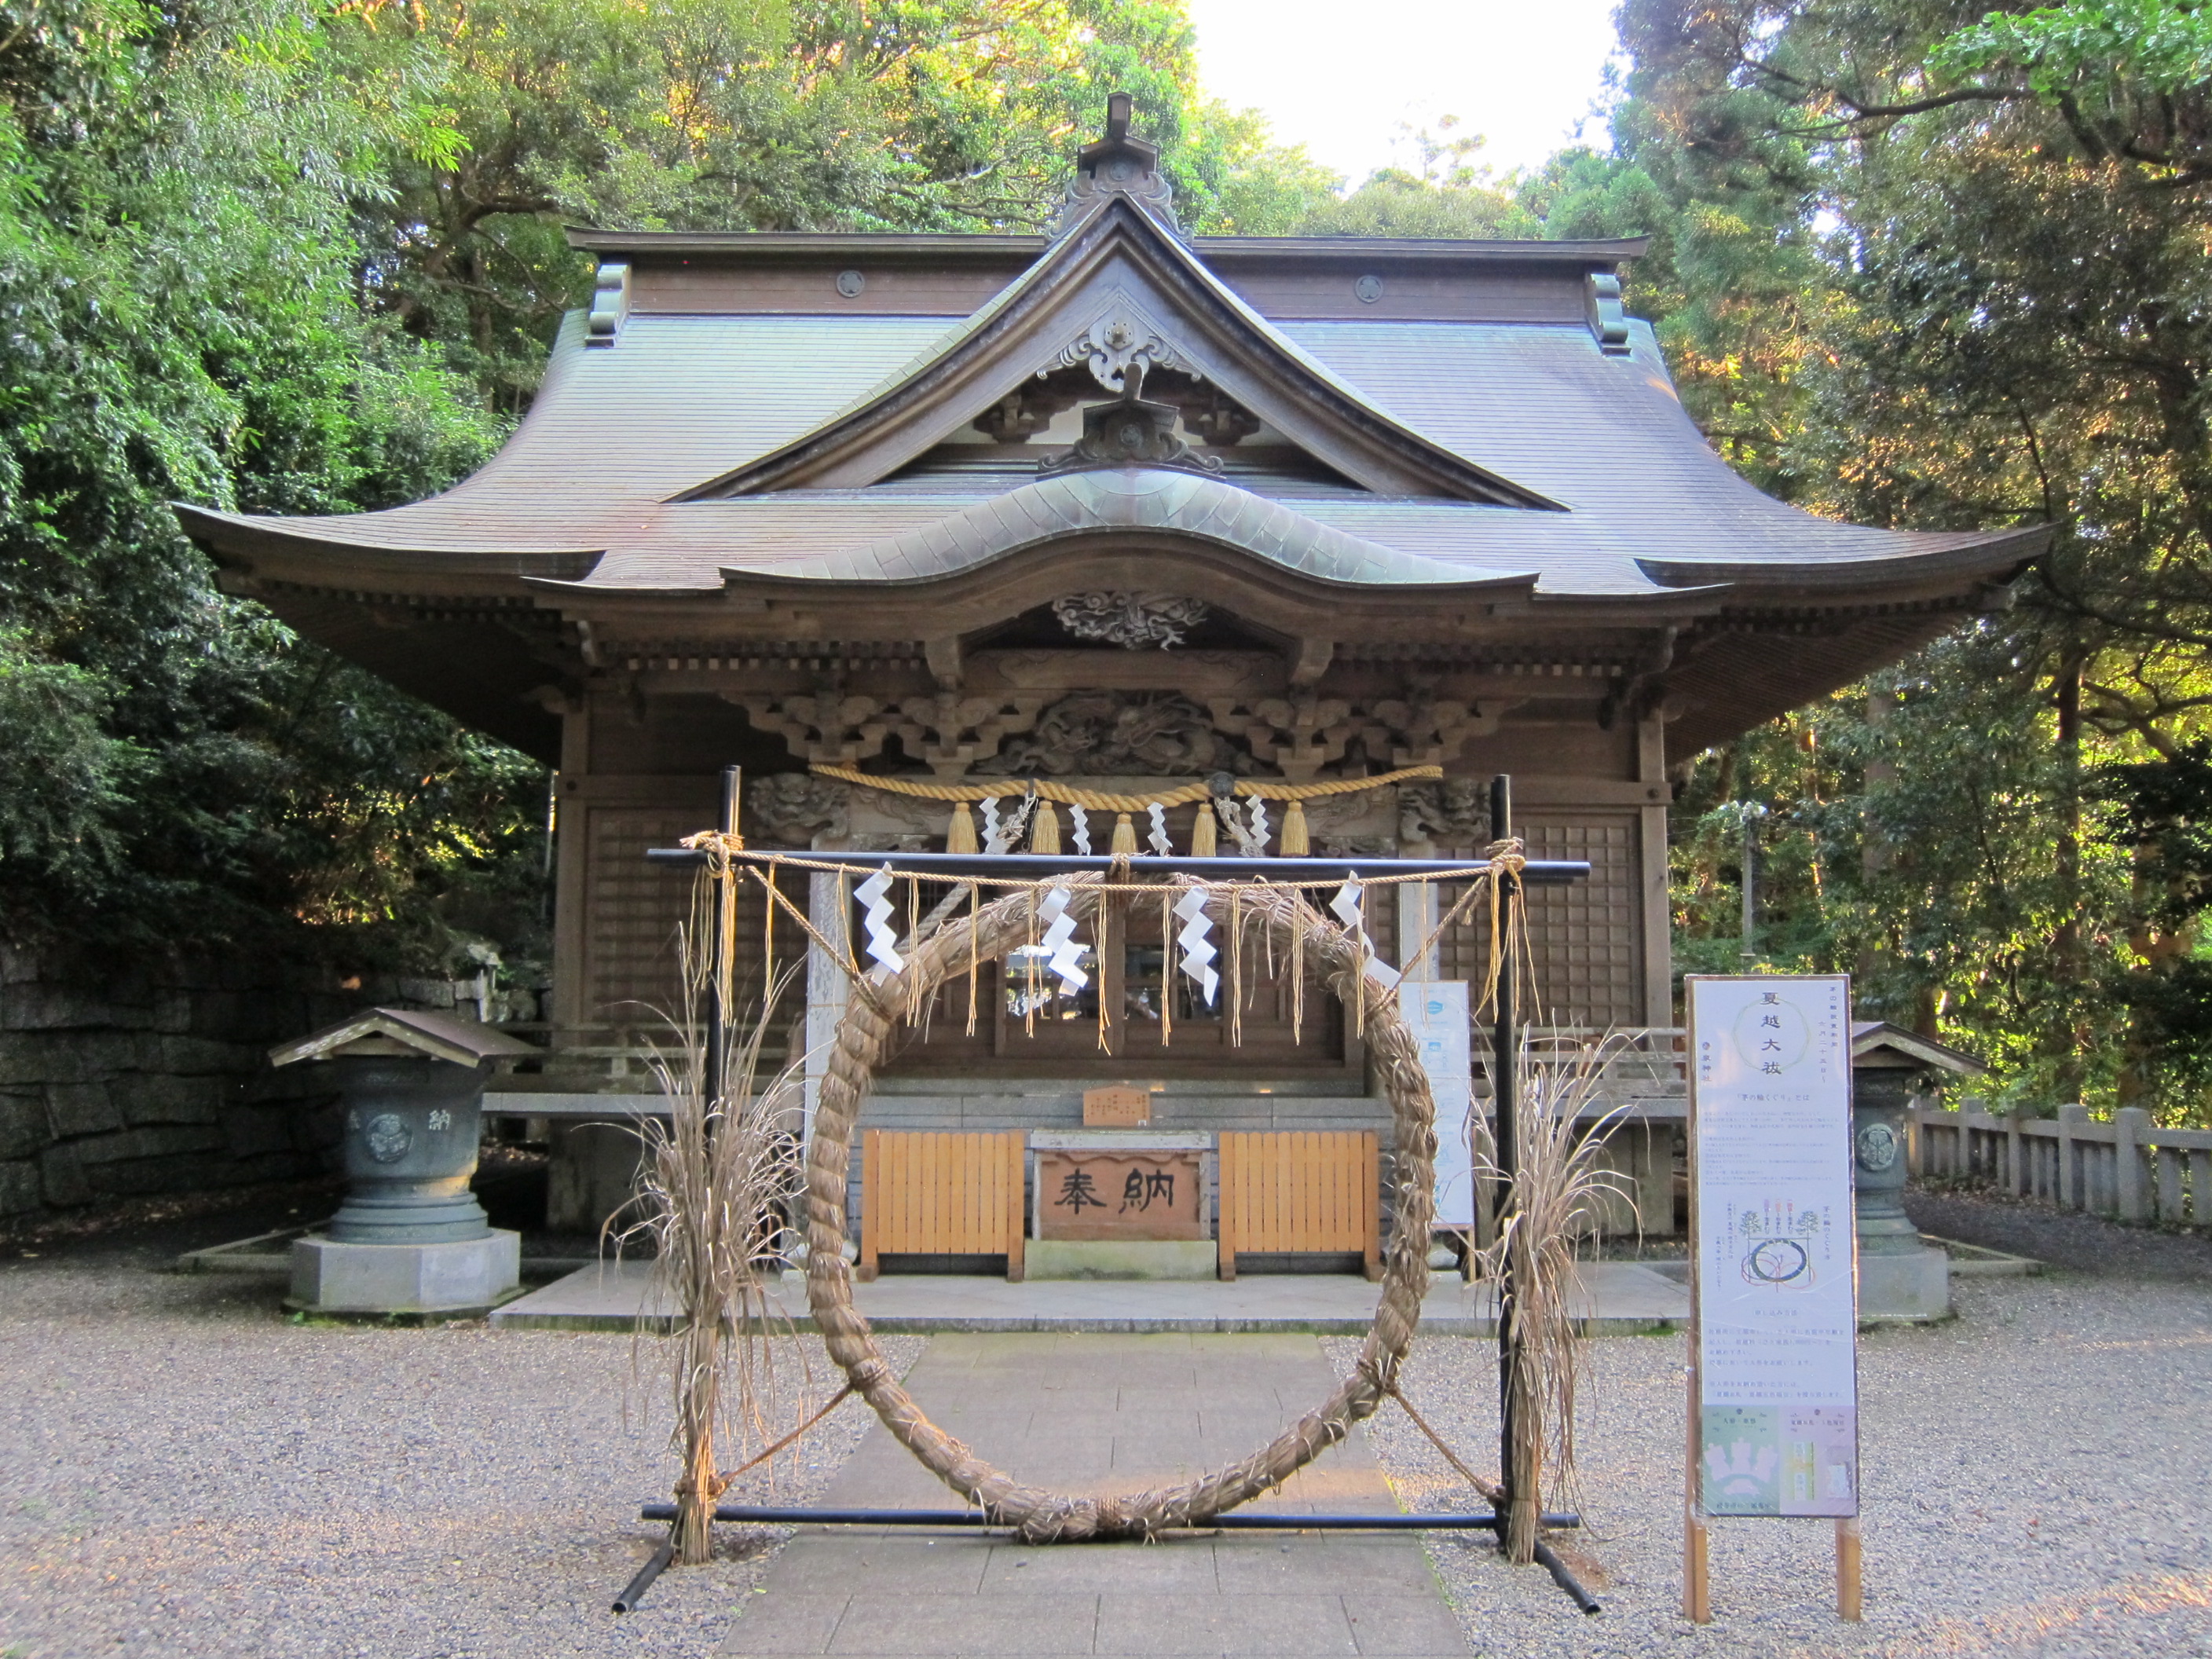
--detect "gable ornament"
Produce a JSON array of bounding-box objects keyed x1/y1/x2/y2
[
  {"x1": 1051, "y1": 315, "x2": 1192, "y2": 397},
  {"x1": 1037, "y1": 394, "x2": 1221, "y2": 478}
]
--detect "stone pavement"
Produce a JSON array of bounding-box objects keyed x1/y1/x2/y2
[
  {"x1": 718, "y1": 1333, "x2": 1475, "y2": 1658},
  {"x1": 493, "y1": 1261, "x2": 1688, "y2": 1335}
]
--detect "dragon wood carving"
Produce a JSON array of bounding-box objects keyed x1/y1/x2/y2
[
  {"x1": 730, "y1": 686, "x2": 1499, "y2": 782},
  {"x1": 973, "y1": 692, "x2": 1257, "y2": 777},
  {"x1": 1051, "y1": 591, "x2": 1210, "y2": 650}
]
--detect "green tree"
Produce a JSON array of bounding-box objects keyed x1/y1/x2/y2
[
  {"x1": 0, "y1": 0, "x2": 529, "y2": 963},
  {"x1": 324, "y1": 0, "x2": 1316, "y2": 407},
  {"x1": 1617, "y1": 0, "x2": 2212, "y2": 1117}
]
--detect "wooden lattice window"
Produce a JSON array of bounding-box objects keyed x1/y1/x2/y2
[
  {"x1": 1433, "y1": 812, "x2": 1641, "y2": 1028},
  {"x1": 583, "y1": 807, "x2": 807, "y2": 1039}
]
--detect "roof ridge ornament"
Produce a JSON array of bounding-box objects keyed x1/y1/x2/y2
[{"x1": 1046, "y1": 91, "x2": 1182, "y2": 241}]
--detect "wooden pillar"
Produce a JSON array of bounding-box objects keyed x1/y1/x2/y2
[
  {"x1": 550, "y1": 700, "x2": 591, "y2": 1033},
  {"x1": 1637, "y1": 715, "x2": 1674, "y2": 1027},
  {"x1": 1837, "y1": 1517, "x2": 1863, "y2": 1621},
  {"x1": 803, "y1": 870, "x2": 851, "y2": 1145}
]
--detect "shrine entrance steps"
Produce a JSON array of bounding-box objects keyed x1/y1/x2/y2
[{"x1": 715, "y1": 1333, "x2": 1474, "y2": 1659}]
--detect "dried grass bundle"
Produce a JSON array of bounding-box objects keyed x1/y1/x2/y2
[
  {"x1": 613, "y1": 870, "x2": 807, "y2": 1566},
  {"x1": 1474, "y1": 1031, "x2": 1637, "y2": 1562}
]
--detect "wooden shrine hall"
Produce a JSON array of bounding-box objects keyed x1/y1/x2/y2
[{"x1": 177, "y1": 98, "x2": 2043, "y2": 1273}]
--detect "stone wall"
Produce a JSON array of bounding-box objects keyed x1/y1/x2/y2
[{"x1": 0, "y1": 947, "x2": 517, "y2": 1222}]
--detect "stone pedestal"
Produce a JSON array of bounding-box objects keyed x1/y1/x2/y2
[
  {"x1": 290, "y1": 1231, "x2": 522, "y2": 1314},
  {"x1": 547, "y1": 1120, "x2": 645, "y2": 1234},
  {"x1": 1856, "y1": 1246, "x2": 1950, "y2": 1322},
  {"x1": 1853, "y1": 1060, "x2": 1950, "y2": 1321}
]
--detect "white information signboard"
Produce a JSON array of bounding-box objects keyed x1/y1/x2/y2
[
  {"x1": 1687, "y1": 974, "x2": 1859, "y2": 1520},
  {"x1": 1399, "y1": 981, "x2": 1474, "y2": 1226}
]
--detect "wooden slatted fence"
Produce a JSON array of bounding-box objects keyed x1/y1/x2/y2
[
  {"x1": 1218, "y1": 1130, "x2": 1380, "y2": 1281},
  {"x1": 859, "y1": 1130, "x2": 1027, "y2": 1282}
]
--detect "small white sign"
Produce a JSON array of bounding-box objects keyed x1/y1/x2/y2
[
  {"x1": 1400, "y1": 980, "x2": 1475, "y2": 1227},
  {"x1": 1687, "y1": 974, "x2": 1859, "y2": 1518}
]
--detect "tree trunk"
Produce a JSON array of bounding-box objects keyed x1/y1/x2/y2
[{"x1": 2052, "y1": 657, "x2": 2086, "y2": 1096}]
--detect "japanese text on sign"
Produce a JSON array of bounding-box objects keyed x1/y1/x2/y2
[{"x1": 1688, "y1": 975, "x2": 1859, "y2": 1518}]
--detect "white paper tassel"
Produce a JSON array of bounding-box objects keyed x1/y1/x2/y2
[
  {"x1": 1174, "y1": 887, "x2": 1219, "y2": 1005},
  {"x1": 1146, "y1": 802, "x2": 1172, "y2": 855},
  {"x1": 1329, "y1": 879, "x2": 1400, "y2": 988},
  {"x1": 1036, "y1": 885, "x2": 1090, "y2": 994},
  {"x1": 979, "y1": 797, "x2": 1004, "y2": 853},
  {"x1": 856, "y1": 865, "x2": 904, "y2": 976},
  {"x1": 1248, "y1": 798, "x2": 1270, "y2": 851},
  {"x1": 1069, "y1": 804, "x2": 1092, "y2": 855}
]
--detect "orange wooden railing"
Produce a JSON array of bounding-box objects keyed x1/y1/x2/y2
[
  {"x1": 1218, "y1": 1130, "x2": 1380, "y2": 1281},
  {"x1": 859, "y1": 1130, "x2": 1026, "y2": 1282}
]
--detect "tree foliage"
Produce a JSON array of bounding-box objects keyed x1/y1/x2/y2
[{"x1": 1603, "y1": 0, "x2": 2212, "y2": 1119}]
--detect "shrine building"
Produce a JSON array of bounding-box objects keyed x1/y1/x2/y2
[{"x1": 176, "y1": 101, "x2": 2042, "y2": 1264}]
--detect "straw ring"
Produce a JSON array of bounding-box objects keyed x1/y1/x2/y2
[{"x1": 800, "y1": 873, "x2": 1452, "y2": 1542}]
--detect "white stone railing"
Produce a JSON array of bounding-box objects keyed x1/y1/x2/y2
[{"x1": 1908, "y1": 1104, "x2": 2212, "y2": 1228}]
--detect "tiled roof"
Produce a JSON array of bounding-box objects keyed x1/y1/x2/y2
[{"x1": 177, "y1": 299, "x2": 2035, "y2": 601}]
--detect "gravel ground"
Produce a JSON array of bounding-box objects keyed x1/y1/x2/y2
[
  {"x1": 1907, "y1": 1186, "x2": 2212, "y2": 1281},
  {"x1": 0, "y1": 1255, "x2": 920, "y2": 1658},
  {"x1": 1328, "y1": 1221, "x2": 2212, "y2": 1657}
]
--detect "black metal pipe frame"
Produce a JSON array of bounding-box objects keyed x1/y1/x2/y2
[
  {"x1": 643, "y1": 772, "x2": 1604, "y2": 1610},
  {"x1": 645, "y1": 848, "x2": 1590, "y2": 884},
  {"x1": 1489, "y1": 773, "x2": 1522, "y2": 1558},
  {"x1": 1531, "y1": 1538, "x2": 1604, "y2": 1616},
  {"x1": 701, "y1": 766, "x2": 741, "y2": 1112},
  {"x1": 639, "y1": 1504, "x2": 1580, "y2": 1531},
  {"x1": 611, "y1": 1538, "x2": 676, "y2": 1613}
]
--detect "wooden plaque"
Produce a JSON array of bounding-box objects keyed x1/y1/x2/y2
[
  {"x1": 1082, "y1": 1086, "x2": 1152, "y2": 1127},
  {"x1": 1036, "y1": 1148, "x2": 1205, "y2": 1240}
]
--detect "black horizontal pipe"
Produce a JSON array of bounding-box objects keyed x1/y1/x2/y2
[
  {"x1": 1532, "y1": 1536, "x2": 1604, "y2": 1616},
  {"x1": 646, "y1": 848, "x2": 1590, "y2": 885},
  {"x1": 611, "y1": 1538, "x2": 674, "y2": 1613},
  {"x1": 639, "y1": 1503, "x2": 1579, "y2": 1531}
]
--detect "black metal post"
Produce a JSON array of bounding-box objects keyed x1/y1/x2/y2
[
  {"x1": 703, "y1": 766, "x2": 740, "y2": 1111},
  {"x1": 1490, "y1": 772, "x2": 1520, "y2": 1552}
]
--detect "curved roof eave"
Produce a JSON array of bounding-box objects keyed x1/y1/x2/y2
[
  {"x1": 522, "y1": 468, "x2": 1541, "y2": 599},
  {"x1": 1635, "y1": 525, "x2": 2050, "y2": 595},
  {"x1": 793, "y1": 468, "x2": 1534, "y2": 588},
  {"x1": 171, "y1": 503, "x2": 606, "y2": 581}
]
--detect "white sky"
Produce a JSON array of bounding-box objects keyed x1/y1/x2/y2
[{"x1": 1185, "y1": 0, "x2": 1623, "y2": 186}]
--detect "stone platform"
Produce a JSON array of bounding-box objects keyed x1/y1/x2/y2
[{"x1": 487, "y1": 1259, "x2": 1690, "y2": 1335}]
